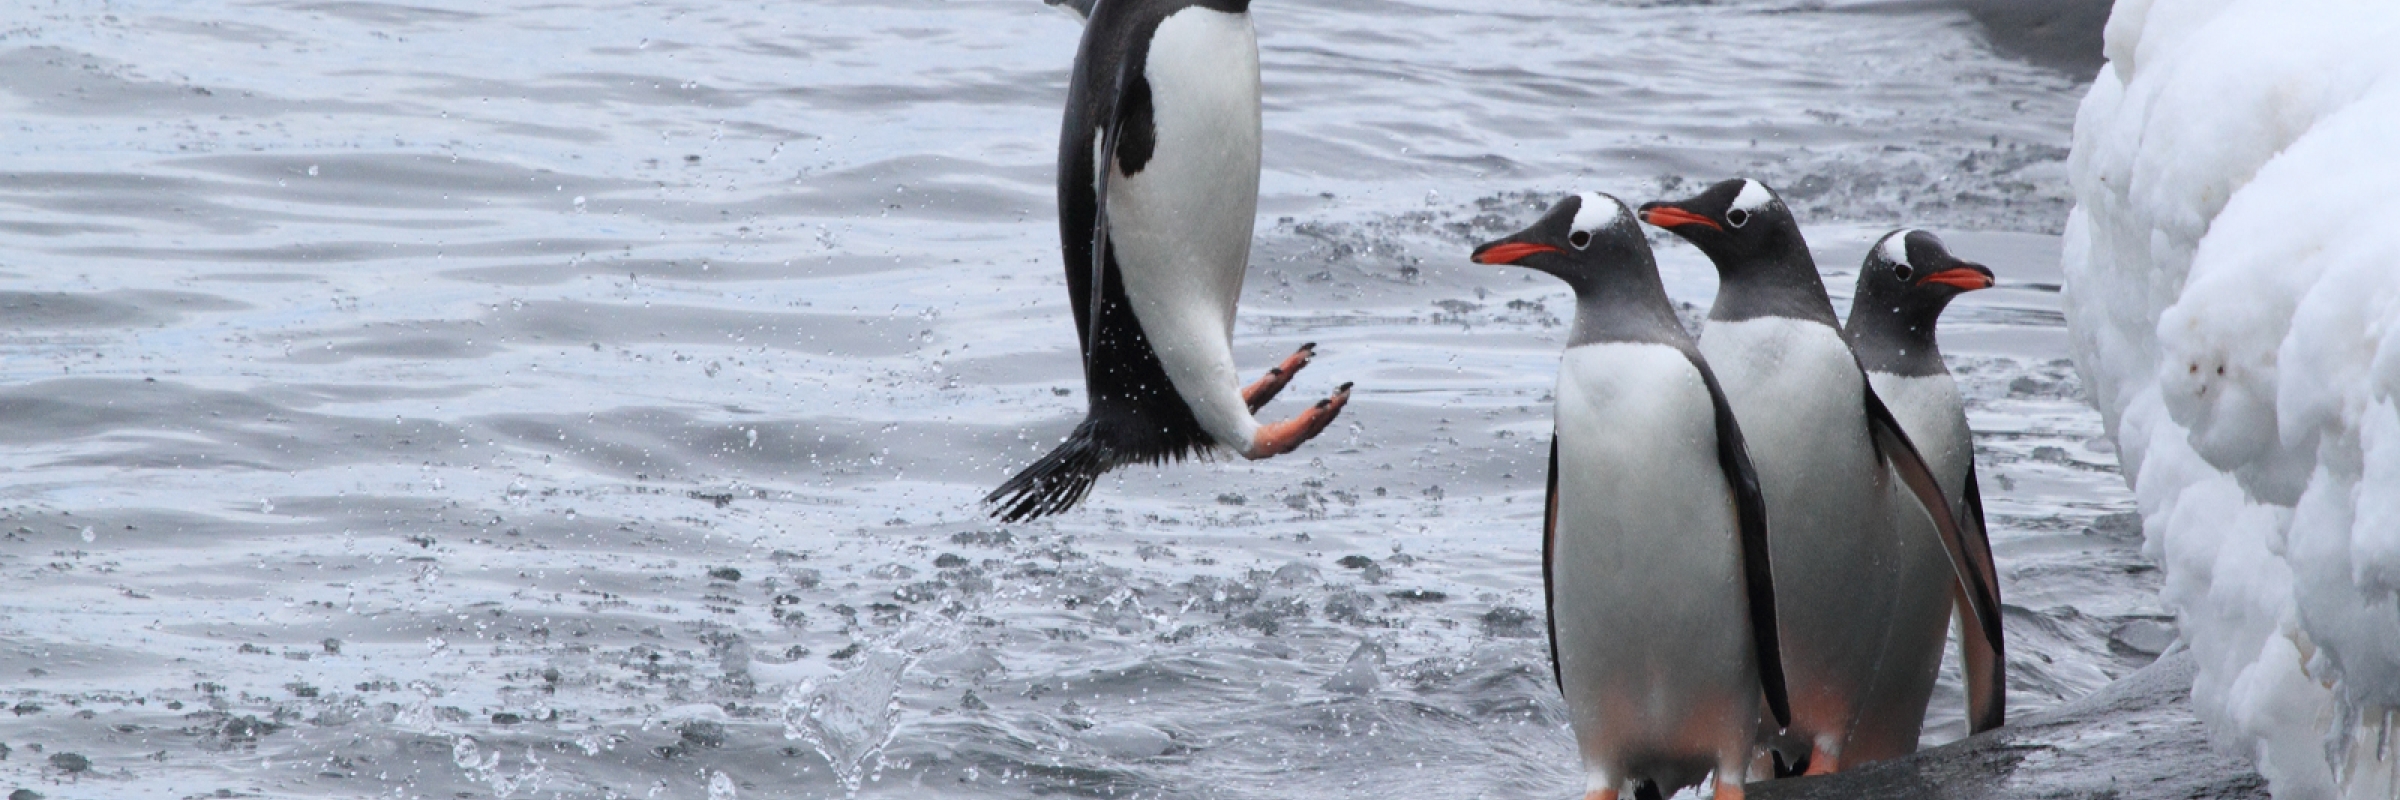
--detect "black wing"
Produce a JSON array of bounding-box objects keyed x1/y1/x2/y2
[
  {"x1": 1958, "y1": 460, "x2": 2006, "y2": 732},
  {"x1": 1078, "y1": 59, "x2": 1139, "y2": 372},
  {"x1": 1691, "y1": 355, "x2": 1790, "y2": 729},
  {"x1": 1541, "y1": 435, "x2": 1565, "y2": 695},
  {"x1": 1861, "y1": 378, "x2": 2005, "y2": 656}
]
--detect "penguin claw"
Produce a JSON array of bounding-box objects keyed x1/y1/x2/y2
[
  {"x1": 1244, "y1": 382, "x2": 1350, "y2": 459},
  {"x1": 1242, "y1": 342, "x2": 1317, "y2": 413}
]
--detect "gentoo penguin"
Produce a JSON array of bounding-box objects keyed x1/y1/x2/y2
[
  {"x1": 1638, "y1": 179, "x2": 2001, "y2": 775},
  {"x1": 985, "y1": 0, "x2": 1351, "y2": 522},
  {"x1": 1473, "y1": 192, "x2": 1790, "y2": 800},
  {"x1": 1840, "y1": 229, "x2": 2006, "y2": 761}
]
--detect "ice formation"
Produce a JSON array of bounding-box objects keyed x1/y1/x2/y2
[{"x1": 2062, "y1": 1, "x2": 2400, "y2": 796}]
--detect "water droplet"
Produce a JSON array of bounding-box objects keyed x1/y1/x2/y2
[
  {"x1": 708, "y1": 772, "x2": 738, "y2": 800},
  {"x1": 452, "y1": 736, "x2": 482, "y2": 769},
  {"x1": 260, "y1": 499, "x2": 275, "y2": 514},
  {"x1": 79, "y1": 526, "x2": 94, "y2": 543},
  {"x1": 306, "y1": 164, "x2": 318, "y2": 176}
]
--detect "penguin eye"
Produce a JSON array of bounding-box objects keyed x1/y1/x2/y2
[
  {"x1": 1725, "y1": 208, "x2": 1750, "y2": 228},
  {"x1": 1892, "y1": 264, "x2": 1913, "y2": 281},
  {"x1": 1568, "y1": 230, "x2": 1592, "y2": 249}
]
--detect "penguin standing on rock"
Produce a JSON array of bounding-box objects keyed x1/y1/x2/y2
[
  {"x1": 1841, "y1": 230, "x2": 2007, "y2": 761},
  {"x1": 1638, "y1": 179, "x2": 2002, "y2": 775},
  {"x1": 986, "y1": 0, "x2": 1351, "y2": 522},
  {"x1": 1473, "y1": 192, "x2": 1789, "y2": 800}
]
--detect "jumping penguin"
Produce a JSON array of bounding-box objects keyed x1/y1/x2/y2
[
  {"x1": 1473, "y1": 192, "x2": 1790, "y2": 800},
  {"x1": 1638, "y1": 179, "x2": 2003, "y2": 775},
  {"x1": 986, "y1": 0, "x2": 1351, "y2": 522},
  {"x1": 1840, "y1": 229, "x2": 2006, "y2": 761}
]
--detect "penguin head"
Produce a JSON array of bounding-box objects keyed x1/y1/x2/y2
[
  {"x1": 1851, "y1": 229, "x2": 1994, "y2": 327},
  {"x1": 1469, "y1": 192, "x2": 1650, "y2": 286},
  {"x1": 1637, "y1": 178, "x2": 1801, "y2": 267}
]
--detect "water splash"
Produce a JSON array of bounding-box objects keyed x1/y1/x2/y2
[{"x1": 782, "y1": 622, "x2": 949, "y2": 795}]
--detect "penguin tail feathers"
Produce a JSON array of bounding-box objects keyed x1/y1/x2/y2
[{"x1": 984, "y1": 418, "x2": 1119, "y2": 523}]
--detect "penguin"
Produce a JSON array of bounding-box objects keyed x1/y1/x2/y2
[
  {"x1": 1637, "y1": 179, "x2": 2002, "y2": 776},
  {"x1": 1473, "y1": 192, "x2": 1790, "y2": 800},
  {"x1": 985, "y1": 0, "x2": 1351, "y2": 522},
  {"x1": 1840, "y1": 229, "x2": 2006, "y2": 761}
]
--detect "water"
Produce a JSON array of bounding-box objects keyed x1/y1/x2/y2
[{"x1": 0, "y1": 0, "x2": 2147, "y2": 798}]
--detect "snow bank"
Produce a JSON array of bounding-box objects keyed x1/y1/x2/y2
[{"x1": 2062, "y1": 1, "x2": 2400, "y2": 796}]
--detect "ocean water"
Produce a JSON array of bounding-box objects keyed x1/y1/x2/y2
[{"x1": 0, "y1": 1, "x2": 2149, "y2": 798}]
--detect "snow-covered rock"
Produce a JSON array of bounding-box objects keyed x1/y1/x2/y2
[{"x1": 2062, "y1": 1, "x2": 2400, "y2": 797}]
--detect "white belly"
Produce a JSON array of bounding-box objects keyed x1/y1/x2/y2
[
  {"x1": 1106, "y1": 7, "x2": 1262, "y2": 449},
  {"x1": 1548, "y1": 343, "x2": 1759, "y2": 772},
  {"x1": 1697, "y1": 317, "x2": 1896, "y2": 739}
]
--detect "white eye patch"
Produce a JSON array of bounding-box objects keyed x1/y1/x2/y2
[
  {"x1": 1878, "y1": 229, "x2": 1917, "y2": 268},
  {"x1": 1570, "y1": 191, "x2": 1626, "y2": 234},
  {"x1": 1729, "y1": 179, "x2": 1776, "y2": 215}
]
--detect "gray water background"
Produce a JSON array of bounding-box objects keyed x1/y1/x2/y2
[{"x1": 0, "y1": 1, "x2": 2151, "y2": 798}]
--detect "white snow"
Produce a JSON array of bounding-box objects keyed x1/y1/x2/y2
[{"x1": 2063, "y1": 1, "x2": 2400, "y2": 796}]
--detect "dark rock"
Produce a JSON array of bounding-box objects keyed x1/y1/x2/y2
[
  {"x1": 707, "y1": 567, "x2": 741, "y2": 582},
  {"x1": 1481, "y1": 605, "x2": 1542, "y2": 638},
  {"x1": 1336, "y1": 555, "x2": 1375, "y2": 569},
  {"x1": 1752, "y1": 650, "x2": 2265, "y2": 800},
  {"x1": 46, "y1": 753, "x2": 88, "y2": 773},
  {"x1": 11, "y1": 789, "x2": 43, "y2": 800},
  {"x1": 678, "y1": 720, "x2": 727, "y2": 748},
  {"x1": 1388, "y1": 589, "x2": 1447, "y2": 603},
  {"x1": 933, "y1": 553, "x2": 968, "y2": 568}
]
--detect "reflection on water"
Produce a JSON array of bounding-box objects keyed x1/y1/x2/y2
[{"x1": 0, "y1": 0, "x2": 2136, "y2": 797}]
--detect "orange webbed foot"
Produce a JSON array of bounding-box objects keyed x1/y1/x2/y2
[
  {"x1": 1244, "y1": 382, "x2": 1351, "y2": 459},
  {"x1": 1242, "y1": 342, "x2": 1316, "y2": 413},
  {"x1": 1584, "y1": 790, "x2": 1620, "y2": 800}
]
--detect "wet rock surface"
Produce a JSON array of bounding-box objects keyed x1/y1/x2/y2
[{"x1": 1756, "y1": 650, "x2": 2268, "y2": 800}]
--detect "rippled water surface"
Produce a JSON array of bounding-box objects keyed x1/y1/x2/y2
[{"x1": 0, "y1": 1, "x2": 2143, "y2": 798}]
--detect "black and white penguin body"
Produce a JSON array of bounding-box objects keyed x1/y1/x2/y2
[
  {"x1": 987, "y1": 0, "x2": 1350, "y2": 522},
  {"x1": 1474, "y1": 193, "x2": 1788, "y2": 800},
  {"x1": 1639, "y1": 180, "x2": 2001, "y2": 776},
  {"x1": 1841, "y1": 230, "x2": 2005, "y2": 757}
]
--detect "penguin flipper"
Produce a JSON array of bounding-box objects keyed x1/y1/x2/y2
[
  {"x1": 1689, "y1": 353, "x2": 1789, "y2": 729},
  {"x1": 1861, "y1": 380, "x2": 2005, "y2": 656},
  {"x1": 1079, "y1": 58, "x2": 1137, "y2": 367},
  {"x1": 1541, "y1": 434, "x2": 1566, "y2": 696},
  {"x1": 1959, "y1": 461, "x2": 2007, "y2": 732}
]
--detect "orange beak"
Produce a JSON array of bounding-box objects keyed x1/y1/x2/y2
[
  {"x1": 1640, "y1": 206, "x2": 1722, "y2": 231},
  {"x1": 1471, "y1": 241, "x2": 1563, "y2": 265},
  {"x1": 1921, "y1": 266, "x2": 1995, "y2": 291}
]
